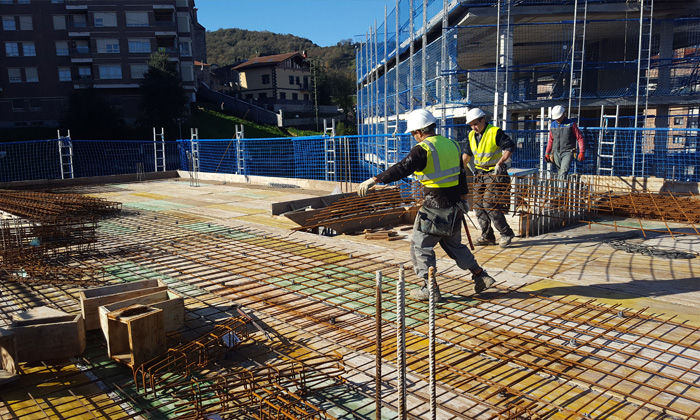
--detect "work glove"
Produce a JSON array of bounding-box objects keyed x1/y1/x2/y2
[
  {"x1": 544, "y1": 154, "x2": 550, "y2": 163},
  {"x1": 357, "y1": 178, "x2": 376, "y2": 197},
  {"x1": 494, "y1": 162, "x2": 507, "y2": 175},
  {"x1": 457, "y1": 200, "x2": 469, "y2": 214},
  {"x1": 577, "y1": 151, "x2": 585, "y2": 162}
]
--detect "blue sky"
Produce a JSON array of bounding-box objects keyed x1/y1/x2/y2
[{"x1": 195, "y1": 0, "x2": 393, "y2": 47}]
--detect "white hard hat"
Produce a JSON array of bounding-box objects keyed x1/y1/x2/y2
[
  {"x1": 551, "y1": 105, "x2": 566, "y2": 120},
  {"x1": 405, "y1": 109, "x2": 437, "y2": 133},
  {"x1": 466, "y1": 108, "x2": 486, "y2": 125}
]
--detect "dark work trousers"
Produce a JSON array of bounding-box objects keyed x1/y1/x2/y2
[
  {"x1": 472, "y1": 171, "x2": 514, "y2": 240},
  {"x1": 410, "y1": 207, "x2": 478, "y2": 283}
]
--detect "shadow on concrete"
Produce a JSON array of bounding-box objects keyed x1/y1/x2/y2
[{"x1": 527, "y1": 277, "x2": 700, "y2": 300}]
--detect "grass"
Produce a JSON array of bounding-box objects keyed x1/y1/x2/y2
[{"x1": 192, "y1": 103, "x2": 321, "y2": 139}]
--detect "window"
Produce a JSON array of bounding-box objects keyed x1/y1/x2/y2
[
  {"x1": 125, "y1": 11, "x2": 148, "y2": 27},
  {"x1": 8, "y1": 68, "x2": 22, "y2": 83},
  {"x1": 304, "y1": 93, "x2": 309, "y2": 101},
  {"x1": 53, "y1": 15, "x2": 66, "y2": 30},
  {"x1": 96, "y1": 38, "x2": 119, "y2": 53},
  {"x1": 674, "y1": 117, "x2": 684, "y2": 125},
  {"x1": 93, "y1": 12, "x2": 117, "y2": 27},
  {"x1": 55, "y1": 41, "x2": 69, "y2": 56},
  {"x1": 5, "y1": 42, "x2": 19, "y2": 57},
  {"x1": 0, "y1": 0, "x2": 13, "y2": 4},
  {"x1": 99, "y1": 64, "x2": 122, "y2": 79},
  {"x1": 303, "y1": 76, "x2": 308, "y2": 86},
  {"x1": 18, "y1": 0, "x2": 30, "y2": 4},
  {"x1": 29, "y1": 99, "x2": 41, "y2": 112},
  {"x1": 18, "y1": 15, "x2": 32, "y2": 30},
  {"x1": 289, "y1": 76, "x2": 294, "y2": 85},
  {"x1": 295, "y1": 76, "x2": 300, "y2": 85},
  {"x1": 672, "y1": 136, "x2": 685, "y2": 145},
  {"x1": 181, "y1": 62, "x2": 194, "y2": 81},
  {"x1": 2, "y1": 16, "x2": 16, "y2": 30},
  {"x1": 24, "y1": 67, "x2": 38, "y2": 82},
  {"x1": 51, "y1": 0, "x2": 64, "y2": 3},
  {"x1": 21, "y1": 42, "x2": 35, "y2": 56},
  {"x1": 130, "y1": 63, "x2": 148, "y2": 79},
  {"x1": 279, "y1": 92, "x2": 286, "y2": 100},
  {"x1": 70, "y1": 14, "x2": 87, "y2": 28},
  {"x1": 78, "y1": 66, "x2": 91, "y2": 79},
  {"x1": 128, "y1": 38, "x2": 150, "y2": 53},
  {"x1": 12, "y1": 99, "x2": 25, "y2": 112},
  {"x1": 292, "y1": 93, "x2": 298, "y2": 100},
  {"x1": 179, "y1": 41, "x2": 191, "y2": 57},
  {"x1": 73, "y1": 40, "x2": 89, "y2": 54},
  {"x1": 58, "y1": 67, "x2": 71, "y2": 81},
  {"x1": 261, "y1": 74, "x2": 270, "y2": 84}
]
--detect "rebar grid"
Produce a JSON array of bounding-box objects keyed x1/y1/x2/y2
[
  {"x1": 292, "y1": 185, "x2": 418, "y2": 232},
  {"x1": 0, "y1": 190, "x2": 120, "y2": 286},
  {"x1": 86, "y1": 214, "x2": 700, "y2": 419},
  {"x1": 172, "y1": 354, "x2": 345, "y2": 419},
  {"x1": 133, "y1": 317, "x2": 249, "y2": 395}
]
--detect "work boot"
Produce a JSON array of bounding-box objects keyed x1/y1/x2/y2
[
  {"x1": 410, "y1": 284, "x2": 442, "y2": 302},
  {"x1": 474, "y1": 236, "x2": 497, "y2": 246},
  {"x1": 472, "y1": 270, "x2": 495, "y2": 294},
  {"x1": 499, "y1": 234, "x2": 515, "y2": 248}
]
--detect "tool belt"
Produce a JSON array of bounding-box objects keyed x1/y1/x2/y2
[{"x1": 416, "y1": 206, "x2": 460, "y2": 236}]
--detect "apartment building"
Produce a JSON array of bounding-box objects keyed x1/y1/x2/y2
[
  {"x1": 0, "y1": 0, "x2": 206, "y2": 128},
  {"x1": 233, "y1": 52, "x2": 313, "y2": 113}
]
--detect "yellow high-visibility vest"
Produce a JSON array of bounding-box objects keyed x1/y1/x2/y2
[
  {"x1": 414, "y1": 135, "x2": 461, "y2": 188},
  {"x1": 468, "y1": 124, "x2": 502, "y2": 172}
]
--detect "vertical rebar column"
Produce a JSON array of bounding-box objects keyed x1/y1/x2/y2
[
  {"x1": 409, "y1": 0, "x2": 414, "y2": 111},
  {"x1": 396, "y1": 265, "x2": 406, "y2": 419},
  {"x1": 395, "y1": 0, "x2": 400, "y2": 131},
  {"x1": 384, "y1": 5, "x2": 389, "y2": 135},
  {"x1": 375, "y1": 269, "x2": 382, "y2": 420},
  {"x1": 421, "y1": 0, "x2": 427, "y2": 108},
  {"x1": 428, "y1": 266, "x2": 437, "y2": 420}
]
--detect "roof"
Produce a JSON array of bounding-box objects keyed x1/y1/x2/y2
[{"x1": 233, "y1": 52, "x2": 303, "y2": 70}]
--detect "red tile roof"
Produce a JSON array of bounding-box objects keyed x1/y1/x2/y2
[{"x1": 233, "y1": 52, "x2": 302, "y2": 70}]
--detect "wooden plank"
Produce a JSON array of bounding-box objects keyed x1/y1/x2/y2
[
  {"x1": 81, "y1": 284, "x2": 168, "y2": 330},
  {"x1": 98, "y1": 290, "x2": 184, "y2": 339},
  {"x1": 11, "y1": 314, "x2": 85, "y2": 363},
  {"x1": 106, "y1": 305, "x2": 165, "y2": 368}
]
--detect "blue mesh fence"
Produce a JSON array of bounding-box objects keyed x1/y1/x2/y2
[{"x1": 0, "y1": 139, "x2": 179, "y2": 183}]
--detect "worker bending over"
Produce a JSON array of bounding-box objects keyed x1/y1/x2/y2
[
  {"x1": 463, "y1": 108, "x2": 516, "y2": 248},
  {"x1": 357, "y1": 108, "x2": 496, "y2": 301},
  {"x1": 545, "y1": 105, "x2": 585, "y2": 179}
]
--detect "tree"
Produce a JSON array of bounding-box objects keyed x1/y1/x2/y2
[
  {"x1": 61, "y1": 87, "x2": 125, "y2": 139},
  {"x1": 138, "y1": 52, "x2": 187, "y2": 128}
]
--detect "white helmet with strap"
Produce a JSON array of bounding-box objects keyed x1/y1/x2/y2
[
  {"x1": 466, "y1": 108, "x2": 486, "y2": 125},
  {"x1": 405, "y1": 109, "x2": 437, "y2": 133},
  {"x1": 551, "y1": 105, "x2": 566, "y2": 120}
]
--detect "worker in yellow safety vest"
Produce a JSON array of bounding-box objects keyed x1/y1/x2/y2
[
  {"x1": 357, "y1": 108, "x2": 496, "y2": 301},
  {"x1": 462, "y1": 108, "x2": 516, "y2": 248}
]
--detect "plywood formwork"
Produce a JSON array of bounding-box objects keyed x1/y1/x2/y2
[
  {"x1": 79, "y1": 279, "x2": 168, "y2": 330},
  {"x1": 10, "y1": 306, "x2": 85, "y2": 363},
  {"x1": 0, "y1": 179, "x2": 697, "y2": 420},
  {"x1": 106, "y1": 304, "x2": 165, "y2": 369},
  {"x1": 98, "y1": 289, "x2": 185, "y2": 339}
]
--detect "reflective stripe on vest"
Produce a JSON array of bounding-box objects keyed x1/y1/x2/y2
[
  {"x1": 414, "y1": 135, "x2": 461, "y2": 188},
  {"x1": 468, "y1": 124, "x2": 503, "y2": 171}
]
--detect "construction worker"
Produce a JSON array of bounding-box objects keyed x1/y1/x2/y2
[
  {"x1": 357, "y1": 108, "x2": 496, "y2": 300},
  {"x1": 545, "y1": 105, "x2": 585, "y2": 179},
  {"x1": 462, "y1": 108, "x2": 516, "y2": 248}
]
